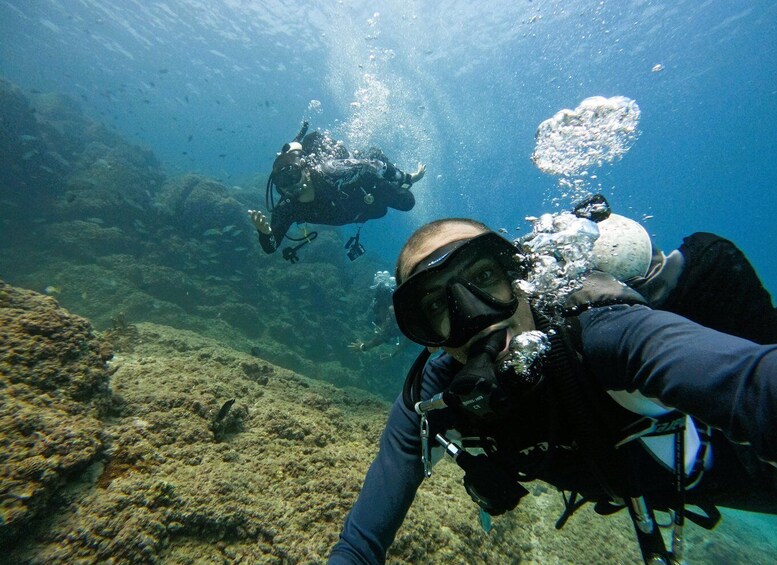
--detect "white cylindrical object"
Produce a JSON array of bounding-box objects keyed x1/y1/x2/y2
[{"x1": 592, "y1": 214, "x2": 652, "y2": 281}]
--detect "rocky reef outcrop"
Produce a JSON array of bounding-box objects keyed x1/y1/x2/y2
[
  {"x1": 0, "y1": 77, "x2": 407, "y2": 402},
  {"x1": 0, "y1": 305, "x2": 638, "y2": 563},
  {"x1": 0, "y1": 285, "x2": 777, "y2": 565},
  {"x1": 0, "y1": 279, "x2": 113, "y2": 547}
]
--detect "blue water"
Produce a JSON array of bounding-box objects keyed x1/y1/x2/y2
[
  {"x1": 3, "y1": 1, "x2": 776, "y2": 288},
  {"x1": 2, "y1": 0, "x2": 776, "y2": 557}
]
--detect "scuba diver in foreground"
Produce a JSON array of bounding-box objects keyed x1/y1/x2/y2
[
  {"x1": 329, "y1": 211, "x2": 777, "y2": 564},
  {"x1": 249, "y1": 122, "x2": 426, "y2": 262}
]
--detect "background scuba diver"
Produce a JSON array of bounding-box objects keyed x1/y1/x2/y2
[
  {"x1": 348, "y1": 270, "x2": 411, "y2": 359},
  {"x1": 248, "y1": 122, "x2": 426, "y2": 262},
  {"x1": 329, "y1": 216, "x2": 777, "y2": 565}
]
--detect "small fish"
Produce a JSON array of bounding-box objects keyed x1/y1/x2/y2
[
  {"x1": 222, "y1": 224, "x2": 236, "y2": 233},
  {"x1": 46, "y1": 151, "x2": 70, "y2": 167},
  {"x1": 44, "y1": 285, "x2": 61, "y2": 295},
  {"x1": 202, "y1": 228, "x2": 221, "y2": 237},
  {"x1": 498, "y1": 228, "x2": 508, "y2": 234},
  {"x1": 19, "y1": 134, "x2": 37, "y2": 142},
  {"x1": 651, "y1": 63, "x2": 664, "y2": 73},
  {"x1": 233, "y1": 247, "x2": 248, "y2": 252},
  {"x1": 642, "y1": 215, "x2": 654, "y2": 221},
  {"x1": 214, "y1": 399, "x2": 235, "y2": 424}
]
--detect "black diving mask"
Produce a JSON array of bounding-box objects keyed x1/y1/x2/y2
[
  {"x1": 271, "y1": 145, "x2": 306, "y2": 192},
  {"x1": 393, "y1": 232, "x2": 527, "y2": 348},
  {"x1": 273, "y1": 163, "x2": 304, "y2": 190}
]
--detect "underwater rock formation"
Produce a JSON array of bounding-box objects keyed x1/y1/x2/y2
[
  {"x1": 0, "y1": 279, "x2": 113, "y2": 547},
  {"x1": 156, "y1": 174, "x2": 252, "y2": 240},
  {"x1": 0, "y1": 78, "x2": 69, "y2": 198},
  {"x1": 0, "y1": 77, "x2": 410, "y2": 403},
  {"x1": 55, "y1": 140, "x2": 163, "y2": 228},
  {"x1": 3, "y1": 315, "x2": 774, "y2": 563}
]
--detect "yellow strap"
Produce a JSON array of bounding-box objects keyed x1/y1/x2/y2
[{"x1": 297, "y1": 223, "x2": 312, "y2": 242}]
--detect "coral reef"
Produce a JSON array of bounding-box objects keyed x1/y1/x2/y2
[
  {"x1": 3, "y1": 316, "x2": 774, "y2": 563},
  {"x1": 0, "y1": 279, "x2": 113, "y2": 547},
  {"x1": 0, "y1": 77, "x2": 407, "y2": 401}
]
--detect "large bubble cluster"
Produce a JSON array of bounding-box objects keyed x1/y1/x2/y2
[
  {"x1": 502, "y1": 330, "x2": 550, "y2": 376},
  {"x1": 507, "y1": 96, "x2": 641, "y2": 366},
  {"x1": 343, "y1": 73, "x2": 391, "y2": 150},
  {"x1": 531, "y1": 95, "x2": 641, "y2": 178},
  {"x1": 371, "y1": 270, "x2": 396, "y2": 290},
  {"x1": 514, "y1": 211, "x2": 600, "y2": 314}
]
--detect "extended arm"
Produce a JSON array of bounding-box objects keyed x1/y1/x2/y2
[
  {"x1": 250, "y1": 205, "x2": 294, "y2": 254},
  {"x1": 579, "y1": 304, "x2": 777, "y2": 463},
  {"x1": 329, "y1": 398, "x2": 425, "y2": 564},
  {"x1": 348, "y1": 331, "x2": 391, "y2": 353}
]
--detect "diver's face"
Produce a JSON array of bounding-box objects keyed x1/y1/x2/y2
[
  {"x1": 402, "y1": 225, "x2": 535, "y2": 363},
  {"x1": 444, "y1": 297, "x2": 534, "y2": 364},
  {"x1": 278, "y1": 168, "x2": 312, "y2": 201},
  {"x1": 418, "y1": 254, "x2": 513, "y2": 339}
]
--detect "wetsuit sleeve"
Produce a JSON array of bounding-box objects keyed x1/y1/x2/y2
[
  {"x1": 579, "y1": 304, "x2": 777, "y2": 464},
  {"x1": 328, "y1": 396, "x2": 425, "y2": 564},
  {"x1": 361, "y1": 330, "x2": 389, "y2": 351},
  {"x1": 257, "y1": 205, "x2": 294, "y2": 254}
]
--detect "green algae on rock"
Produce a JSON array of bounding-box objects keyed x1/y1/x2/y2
[
  {"x1": 2, "y1": 314, "x2": 773, "y2": 563},
  {"x1": 0, "y1": 279, "x2": 113, "y2": 547}
]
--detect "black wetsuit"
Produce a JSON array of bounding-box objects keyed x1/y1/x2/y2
[
  {"x1": 329, "y1": 233, "x2": 777, "y2": 564},
  {"x1": 259, "y1": 159, "x2": 415, "y2": 254},
  {"x1": 329, "y1": 304, "x2": 777, "y2": 564}
]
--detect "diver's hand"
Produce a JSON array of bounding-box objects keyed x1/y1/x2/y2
[
  {"x1": 348, "y1": 340, "x2": 367, "y2": 353},
  {"x1": 248, "y1": 210, "x2": 272, "y2": 235},
  {"x1": 409, "y1": 163, "x2": 426, "y2": 184}
]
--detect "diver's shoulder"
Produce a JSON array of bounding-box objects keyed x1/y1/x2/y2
[{"x1": 425, "y1": 352, "x2": 462, "y2": 375}]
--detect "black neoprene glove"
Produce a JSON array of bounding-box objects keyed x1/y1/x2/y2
[{"x1": 458, "y1": 450, "x2": 528, "y2": 515}]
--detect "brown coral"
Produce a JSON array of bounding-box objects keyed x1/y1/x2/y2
[{"x1": 0, "y1": 279, "x2": 112, "y2": 546}]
